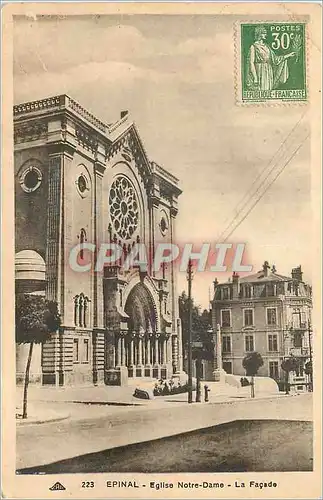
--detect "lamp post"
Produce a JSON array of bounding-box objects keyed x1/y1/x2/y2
[{"x1": 187, "y1": 259, "x2": 193, "y2": 404}]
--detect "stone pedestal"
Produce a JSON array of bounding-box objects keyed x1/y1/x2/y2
[
  {"x1": 213, "y1": 368, "x2": 227, "y2": 383},
  {"x1": 136, "y1": 365, "x2": 144, "y2": 377},
  {"x1": 144, "y1": 365, "x2": 152, "y2": 377},
  {"x1": 105, "y1": 366, "x2": 128, "y2": 386}
]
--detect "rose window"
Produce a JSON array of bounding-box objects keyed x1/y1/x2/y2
[{"x1": 109, "y1": 176, "x2": 139, "y2": 240}]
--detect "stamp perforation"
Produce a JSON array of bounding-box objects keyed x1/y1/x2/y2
[{"x1": 234, "y1": 18, "x2": 310, "y2": 107}]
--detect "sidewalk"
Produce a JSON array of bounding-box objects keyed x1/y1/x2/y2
[
  {"x1": 16, "y1": 379, "x2": 285, "y2": 406},
  {"x1": 16, "y1": 381, "x2": 298, "y2": 426},
  {"x1": 16, "y1": 405, "x2": 70, "y2": 426}
]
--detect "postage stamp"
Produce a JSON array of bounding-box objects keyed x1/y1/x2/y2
[
  {"x1": 238, "y1": 22, "x2": 307, "y2": 103},
  {"x1": 1, "y1": 2, "x2": 322, "y2": 500}
]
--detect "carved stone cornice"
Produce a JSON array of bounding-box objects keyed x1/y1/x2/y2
[
  {"x1": 75, "y1": 125, "x2": 99, "y2": 155},
  {"x1": 14, "y1": 95, "x2": 107, "y2": 134},
  {"x1": 14, "y1": 120, "x2": 48, "y2": 144},
  {"x1": 94, "y1": 161, "x2": 106, "y2": 177},
  {"x1": 47, "y1": 141, "x2": 76, "y2": 159}
]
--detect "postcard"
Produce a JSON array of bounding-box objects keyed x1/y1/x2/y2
[{"x1": 1, "y1": 2, "x2": 322, "y2": 499}]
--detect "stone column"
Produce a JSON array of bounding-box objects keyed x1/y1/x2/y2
[
  {"x1": 120, "y1": 335, "x2": 126, "y2": 366},
  {"x1": 216, "y1": 324, "x2": 222, "y2": 370},
  {"x1": 144, "y1": 334, "x2": 152, "y2": 377},
  {"x1": 135, "y1": 334, "x2": 144, "y2": 377},
  {"x1": 153, "y1": 334, "x2": 160, "y2": 378},
  {"x1": 43, "y1": 151, "x2": 67, "y2": 386},
  {"x1": 129, "y1": 337, "x2": 134, "y2": 366},
  {"x1": 165, "y1": 334, "x2": 172, "y2": 377},
  {"x1": 154, "y1": 336, "x2": 158, "y2": 365},
  {"x1": 93, "y1": 162, "x2": 106, "y2": 330},
  {"x1": 133, "y1": 337, "x2": 137, "y2": 366},
  {"x1": 115, "y1": 336, "x2": 121, "y2": 366},
  {"x1": 160, "y1": 338, "x2": 165, "y2": 365},
  {"x1": 138, "y1": 336, "x2": 143, "y2": 365},
  {"x1": 213, "y1": 324, "x2": 226, "y2": 383}
]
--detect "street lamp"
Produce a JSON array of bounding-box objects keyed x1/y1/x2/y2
[{"x1": 187, "y1": 259, "x2": 193, "y2": 404}]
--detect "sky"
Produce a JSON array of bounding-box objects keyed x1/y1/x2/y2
[{"x1": 13, "y1": 14, "x2": 312, "y2": 309}]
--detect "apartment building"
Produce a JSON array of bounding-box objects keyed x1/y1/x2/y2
[{"x1": 211, "y1": 262, "x2": 312, "y2": 384}]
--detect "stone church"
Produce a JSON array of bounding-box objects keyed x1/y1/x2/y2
[{"x1": 14, "y1": 95, "x2": 183, "y2": 386}]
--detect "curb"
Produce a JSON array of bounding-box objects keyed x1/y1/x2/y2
[{"x1": 16, "y1": 414, "x2": 70, "y2": 426}]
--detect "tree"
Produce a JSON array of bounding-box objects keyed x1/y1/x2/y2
[
  {"x1": 178, "y1": 291, "x2": 212, "y2": 358},
  {"x1": 16, "y1": 294, "x2": 61, "y2": 418},
  {"x1": 281, "y1": 356, "x2": 300, "y2": 395},
  {"x1": 242, "y1": 352, "x2": 264, "y2": 398}
]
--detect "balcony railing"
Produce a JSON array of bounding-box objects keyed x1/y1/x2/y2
[{"x1": 289, "y1": 347, "x2": 310, "y2": 357}]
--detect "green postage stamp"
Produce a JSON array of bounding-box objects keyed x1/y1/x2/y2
[{"x1": 239, "y1": 22, "x2": 307, "y2": 103}]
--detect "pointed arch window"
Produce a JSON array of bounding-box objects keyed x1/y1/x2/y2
[
  {"x1": 79, "y1": 228, "x2": 87, "y2": 260},
  {"x1": 73, "y1": 293, "x2": 91, "y2": 328}
]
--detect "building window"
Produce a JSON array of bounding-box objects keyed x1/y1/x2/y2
[
  {"x1": 269, "y1": 361, "x2": 279, "y2": 379},
  {"x1": 245, "y1": 334, "x2": 254, "y2": 352},
  {"x1": 222, "y1": 288, "x2": 229, "y2": 300},
  {"x1": 244, "y1": 309, "x2": 254, "y2": 326},
  {"x1": 223, "y1": 361, "x2": 232, "y2": 374},
  {"x1": 109, "y1": 176, "x2": 139, "y2": 241},
  {"x1": 19, "y1": 164, "x2": 43, "y2": 193},
  {"x1": 83, "y1": 339, "x2": 89, "y2": 362},
  {"x1": 221, "y1": 309, "x2": 231, "y2": 327},
  {"x1": 73, "y1": 339, "x2": 79, "y2": 362},
  {"x1": 294, "y1": 332, "x2": 302, "y2": 348},
  {"x1": 222, "y1": 335, "x2": 231, "y2": 353},
  {"x1": 292, "y1": 310, "x2": 307, "y2": 329},
  {"x1": 244, "y1": 285, "x2": 252, "y2": 298},
  {"x1": 73, "y1": 293, "x2": 90, "y2": 328},
  {"x1": 266, "y1": 283, "x2": 275, "y2": 296},
  {"x1": 268, "y1": 334, "x2": 278, "y2": 352},
  {"x1": 267, "y1": 307, "x2": 277, "y2": 325}
]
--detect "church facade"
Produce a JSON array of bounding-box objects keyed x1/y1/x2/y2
[{"x1": 15, "y1": 95, "x2": 183, "y2": 386}]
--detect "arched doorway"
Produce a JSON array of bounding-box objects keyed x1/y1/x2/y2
[
  {"x1": 125, "y1": 283, "x2": 157, "y2": 333},
  {"x1": 119, "y1": 283, "x2": 170, "y2": 378}
]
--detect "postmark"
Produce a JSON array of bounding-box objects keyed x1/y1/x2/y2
[{"x1": 237, "y1": 22, "x2": 307, "y2": 103}]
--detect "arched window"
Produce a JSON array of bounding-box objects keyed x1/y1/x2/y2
[
  {"x1": 73, "y1": 293, "x2": 91, "y2": 328},
  {"x1": 79, "y1": 294, "x2": 84, "y2": 327},
  {"x1": 79, "y1": 228, "x2": 87, "y2": 260}
]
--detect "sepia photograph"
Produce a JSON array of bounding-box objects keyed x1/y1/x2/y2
[{"x1": 1, "y1": 2, "x2": 322, "y2": 499}]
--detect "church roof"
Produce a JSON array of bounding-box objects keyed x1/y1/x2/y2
[{"x1": 14, "y1": 94, "x2": 181, "y2": 194}]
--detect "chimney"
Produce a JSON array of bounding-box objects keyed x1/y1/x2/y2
[
  {"x1": 232, "y1": 272, "x2": 240, "y2": 298},
  {"x1": 120, "y1": 110, "x2": 128, "y2": 119},
  {"x1": 291, "y1": 265, "x2": 303, "y2": 282},
  {"x1": 232, "y1": 272, "x2": 239, "y2": 283},
  {"x1": 213, "y1": 278, "x2": 218, "y2": 292},
  {"x1": 262, "y1": 261, "x2": 270, "y2": 277}
]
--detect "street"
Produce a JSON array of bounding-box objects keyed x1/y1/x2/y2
[{"x1": 17, "y1": 393, "x2": 312, "y2": 473}]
